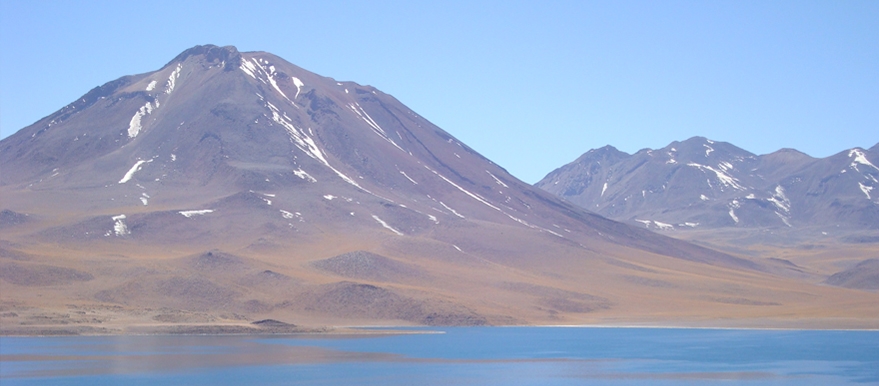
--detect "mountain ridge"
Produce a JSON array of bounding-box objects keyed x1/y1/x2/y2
[
  {"x1": 2, "y1": 45, "x2": 877, "y2": 332},
  {"x1": 537, "y1": 136, "x2": 879, "y2": 233}
]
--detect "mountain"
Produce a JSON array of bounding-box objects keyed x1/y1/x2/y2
[
  {"x1": 537, "y1": 137, "x2": 879, "y2": 235},
  {"x1": 2, "y1": 46, "x2": 877, "y2": 333}
]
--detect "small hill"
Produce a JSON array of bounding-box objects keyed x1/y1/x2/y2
[
  {"x1": 826, "y1": 259, "x2": 879, "y2": 290},
  {"x1": 310, "y1": 250, "x2": 427, "y2": 283}
]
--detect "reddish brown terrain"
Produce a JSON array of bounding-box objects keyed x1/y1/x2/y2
[{"x1": 1, "y1": 45, "x2": 876, "y2": 334}]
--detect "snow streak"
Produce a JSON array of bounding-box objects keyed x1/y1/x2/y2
[
  {"x1": 348, "y1": 102, "x2": 404, "y2": 152},
  {"x1": 265, "y1": 101, "x2": 365, "y2": 191},
  {"x1": 372, "y1": 215, "x2": 404, "y2": 235}
]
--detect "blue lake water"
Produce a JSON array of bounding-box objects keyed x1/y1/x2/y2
[{"x1": 1, "y1": 327, "x2": 877, "y2": 385}]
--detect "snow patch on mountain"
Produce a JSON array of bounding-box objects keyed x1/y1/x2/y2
[
  {"x1": 240, "y1": 57, "x2": 292, "y2": 104},
  {"x1": 704, "y1": 144, "x2": 714, "y2": 157},
  {"x1": 292, "y1": 77, "x2": 304, "y2": 99},
  {"x1": 687, "y1": 163, "x2": 746, "y2": 191},
  {"x1": 265, "y1": 101, "x2": 365, "y2": 191},
  {"x1": 119, "y1": 159, "x2": 152, "y2": 183},
  {"x1": 110, "y1": 214, "x2": 129, "y2": 236},
  {"x1": 372, "y1": 215, "x2": 404, "y2": 236},
  {"x1": 399, "y1": 170, "x2": 418, "y2": 185},
  {"x1": 127, "y1": 102, "x2": 154, "y2": 138},
  {"x1": 486, "y1": 171, "x2": 508, "y2": 188},
  {"x1": 427, "y1": 164, "x2": 557, "y2": 233},
  {"x1": 849, "y1": 149, "x2": 878, "y2": 172},
  {"x1": 440, "y1": 201, "x2": 465, "y2": 219},
  {"x1": 860, "y1": 182, "x2": 873, "y2": 200},
  {"x1": 728, "y1": 200, "x2": 741, "y2": 223},
  {"x1": 426, "y1": 166, "x2": 501, "y2": 212},
  {"x1": 348, "y1": 102, "x2": 404, "y2": 152},
  {"x1": 165, "y1": 64, "x2": 181, "y2": 94},
  {"x1": 240, "y1": 59, "x2": 257, "y2": 78},
  {"x1": 293, "y1": 168, "x2": 316, "y2": 182},
  {"x1": 635, "y1": 219, "x2": 674, "y2": 230},
  {"x1": 179, "y1": 210, "x2": 214, "y2": 218},
  {"x1": 654, "y1": 221, "x2": 674, "y2": 230},
  {"x1": 128, "y1": 65, "x2": 180, "y2": 138},
  {"x1": 776, "y1": 212, "x2": 792, "y2": 227},
  {"x1": 279, "y1": 210, "x2": 304, "y2": 222},
  {"x1": 767, "y1": 185, "x2": 791, "y2": 213}
]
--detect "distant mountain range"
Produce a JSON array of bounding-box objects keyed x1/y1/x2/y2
[
  {"x1": 537, "y1": 137, "x2": 879, "y2": 236},
  {"x1": 1, "y1": 46, "x2": 877, "y2": 332}
]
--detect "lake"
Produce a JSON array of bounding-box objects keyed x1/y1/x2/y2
[{"x1": 1, "y1": 327, "x2": 877, "y2": 385}]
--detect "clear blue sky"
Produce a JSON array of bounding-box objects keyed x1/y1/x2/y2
[{"x1": 1, "y1": 1, "x2": 877, "y2": 183}]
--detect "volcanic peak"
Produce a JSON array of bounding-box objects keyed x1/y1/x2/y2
[{"x1": 168, "y1": 44, "x2": 243, "y2": 71}]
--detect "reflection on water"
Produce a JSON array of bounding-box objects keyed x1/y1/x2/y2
[{"x1": 1, "y1": 328, "x2": 877, "y2": 385}]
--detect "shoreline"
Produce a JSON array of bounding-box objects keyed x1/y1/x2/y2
[
  {"x1": 4, "y1": 321, "x2": 879, "y2": 337},
  {"x1": 520, "y1": 324, "x2": 879, "y2": 332}
]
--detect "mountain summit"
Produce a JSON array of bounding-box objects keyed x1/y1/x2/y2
[{"x1": 2, "y1": 46, "x2": 876, "y2": 331}]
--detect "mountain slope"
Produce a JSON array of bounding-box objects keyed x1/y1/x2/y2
[
  {"x1": 0, "y1": 46, "x2": 745, "y2": 267},
  {"x1": 2, "y1": 46, "x2": 877, "y2": 331},
  {"x1": 537, "y1": 137, "x2": 879, "y2": 233}
]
